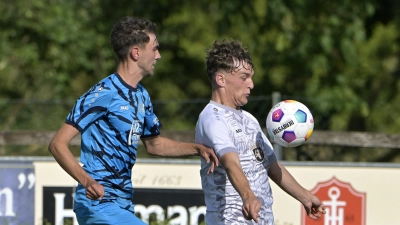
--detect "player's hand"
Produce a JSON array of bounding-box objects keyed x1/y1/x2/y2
[
  {"x1": 242, "y1": 195, "x2": 261, "y2": 222},
  {"x1": 197, "y1": 145, "x2": 219, "y2": 174},
  {"x1": 84, "y1": 179, "x2": 105, "y2": 200},
  {"x1": 303, "y1": 194, "x2": 326, "y2": 219}
]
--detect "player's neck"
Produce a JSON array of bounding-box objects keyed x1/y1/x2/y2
[
  {"x1": 211, "y1": 92, "x2": 238, "y2": 110},
  {"x1": 116, "y1": 63, "x2": 143, "y2": 88}
]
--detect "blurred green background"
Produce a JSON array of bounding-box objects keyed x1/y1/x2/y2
[{"x1": 0, "y1": 0, "x2": 399, "y2": 161}]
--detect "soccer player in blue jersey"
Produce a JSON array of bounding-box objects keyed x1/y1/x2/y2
[{"x1": 48, "y1": 16, "x2": 219, "y2": 225}]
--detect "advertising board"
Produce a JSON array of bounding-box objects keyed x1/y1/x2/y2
[
  {"x1": 0, "y1": 164, "x2": 35, "y2": 225},
  {"x1": 0, "y1": 159, "x2": 394, "y2": 225}
]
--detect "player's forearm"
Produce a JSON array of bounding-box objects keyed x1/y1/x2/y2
[
  {"x1": 222, "y1": 153, "x2": 256, "y2": 200},
  {"x1": 269, "y1": 162, "x2": 309, "y2": 203},
  {"x1": 227, "y1": 166, "x2": 255, "y2": 200},
  {"x1": 48, "y1": 142, "x2": 94, "y2": 187},
  {"x1": 144, "y1": 136, "x2": 199, "y2": 157}
]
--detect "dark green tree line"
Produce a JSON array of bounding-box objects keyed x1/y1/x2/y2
[{"x1": 0, "y1": 0, "x2": 399, "y2": 160}]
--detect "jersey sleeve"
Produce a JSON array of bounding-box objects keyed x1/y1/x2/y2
[
  {"x1": 141, "y1": 90, "x2": 161, "y2": 137},
  {"x1": 195, "y1": 109, "x2": 237, "y2": 159},
  {"x1": 66, "y1": 84, "x2": 111, "y2": 131},
  {"x1": 261, "y1": 130, "x2": 277, "y2": 165}
]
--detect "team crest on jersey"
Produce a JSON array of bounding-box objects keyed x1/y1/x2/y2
[
  {"x1": 252, "y1": 147, "x2": 264, "y2": 162},
  {"x1": 138, "y1": 102, "x2": 145, "y2": 114}
]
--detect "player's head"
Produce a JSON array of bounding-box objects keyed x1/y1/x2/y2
[
  {"x1": 110, "y1": 16, "x2": 158, "y2": 63},
  {"x1": 205, "y1": 40, "x2": 254, "y2": 83},
  {"x1": 205, "y1": 40, "x2": 254, "y2": 108}
]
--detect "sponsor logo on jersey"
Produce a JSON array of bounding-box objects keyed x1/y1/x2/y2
[
  {"x1": 120, "y1": 105, "x2": 129, "y2": 110},
  {"x1": 128, "y1": 120, "x2": 141, "y2": 145}
]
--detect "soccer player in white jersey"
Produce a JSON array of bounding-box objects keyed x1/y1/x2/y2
[
  {"x1": 195, "y1": 40, "x2": 326, "y2": 224},
  {"x1": 48, "y1": 16, "x2": 218, "y2": 225}
]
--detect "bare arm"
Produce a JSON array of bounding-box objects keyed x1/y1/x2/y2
[
  {"x1": 268, "y1": 161, "x2": 326, "y2": 219},
  {"x1": 48, "y1": 123, "x2": 104, "y2": 200},
  {"x1": 141, "y1": 135, "x2": 219, "y2": 172},
  {"x1": 220, "y1": 152, "x2": 260, "y2": 222}
]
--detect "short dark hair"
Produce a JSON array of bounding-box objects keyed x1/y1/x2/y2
[
  {"x1": 205, "y1": 40, "x2": 254, "y2": 81},
  {"x1": 110, "y1": 16, "x2": 157, "y2": 62}
]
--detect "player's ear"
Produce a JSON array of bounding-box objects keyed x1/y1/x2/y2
[
  {"x1": 130, "y1": 46, "x2": 140, "y2": 61},
  {"x1": 215, "y1": 73, "x2": 225, "y2": 87}
]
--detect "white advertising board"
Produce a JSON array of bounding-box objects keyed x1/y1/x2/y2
[{"x1": 32, "y1": 160, "x2": 400, "y2": 225}]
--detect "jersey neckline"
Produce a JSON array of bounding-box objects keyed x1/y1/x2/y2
[
  {"x1": 209, "y1": 100, "x2": 243, "y2": 115},
  {"x1": 114, "y1": 72, "x2": 140, "y2": 92}
]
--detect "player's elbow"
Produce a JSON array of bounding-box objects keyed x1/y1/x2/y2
[
  {"x1": 142, "y1": 136, "x2": 166, "y2": 156},
  {"x1": 48, "y1": 138, "x2": 64, "y2": 157},
  {"x1": 48, "y1": 140, "x2": 57, "y2": 155}
]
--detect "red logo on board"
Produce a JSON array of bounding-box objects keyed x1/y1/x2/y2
[{"x1": 302, "y1": 177, "x2": 366, "y2": 225}]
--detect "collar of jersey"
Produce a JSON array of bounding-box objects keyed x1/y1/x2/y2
[
  {"x1": 114, "y1": 72, "x2": 140, "y2": 92},
  {"x1": 209, "y1": 100, "x2": 242, "y2": 115}
]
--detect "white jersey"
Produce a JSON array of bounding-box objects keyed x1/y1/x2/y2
[{"x1": 195, "y1": 101, "x2": 277, "y2": 225}]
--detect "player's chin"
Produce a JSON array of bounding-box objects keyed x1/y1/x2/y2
[
  {"x1": 240, "y1": 99, "x2": 249, "y2": 106},
  {"x1": 144, "y1": 71, "x2": 154, "y2": 77}
]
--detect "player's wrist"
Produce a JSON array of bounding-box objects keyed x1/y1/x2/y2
[
  {"x1": 240, "y1": 190, "x2": 257, "y2": 201},
  {"x1": 297, "y1": 190, "x2": 315, "y2": 206},
  {"x1": 80, "y1": 176, "x2": 96, "y2": 188}
]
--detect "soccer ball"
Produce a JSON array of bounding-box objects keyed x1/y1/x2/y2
[{"x1": 266, "y1": 100, "x2": 314, "y2": 147}]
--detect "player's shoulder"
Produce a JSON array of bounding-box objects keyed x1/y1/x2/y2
[
  {"x1": 199, "y1": 101, "x2": 224, "y2": 118},
  {"x1": 90, "y1": 74, "x2": 118, "y2": 91},
  {"x1": 76, "y1": 74, "x2": 117, "y2": 102}
]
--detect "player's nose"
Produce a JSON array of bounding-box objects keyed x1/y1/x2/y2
[{"x1": 249, "y1": 78, "x2": 254, "y2": 89}]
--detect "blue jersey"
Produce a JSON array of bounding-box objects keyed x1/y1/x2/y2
[{"x1": 66, "y1": 73, "x2": 161, "y2": 212}]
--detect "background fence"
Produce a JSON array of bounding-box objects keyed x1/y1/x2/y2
[
  {"x1": 1, "y1": 93, "x2": 400, "y2": 162},
  {"x1": 0, "y1": 93, "x2": 329, "y2": 131}
]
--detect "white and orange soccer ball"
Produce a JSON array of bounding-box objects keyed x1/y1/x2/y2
[{"x1": 266, "y1": 100, "x2": 314, "y2": 147}]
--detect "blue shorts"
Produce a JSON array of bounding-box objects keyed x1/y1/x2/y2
[
  {"x1": 73, "y1": 183, "x2": 146, "y2": 224},
  {"x1": 75, "y1": 200, "x2": 147, "y2": 225}
]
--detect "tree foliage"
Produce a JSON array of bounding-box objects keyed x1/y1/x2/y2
[{"x1": 0, "y1": 0, "x2": 399, "y2": 160}]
